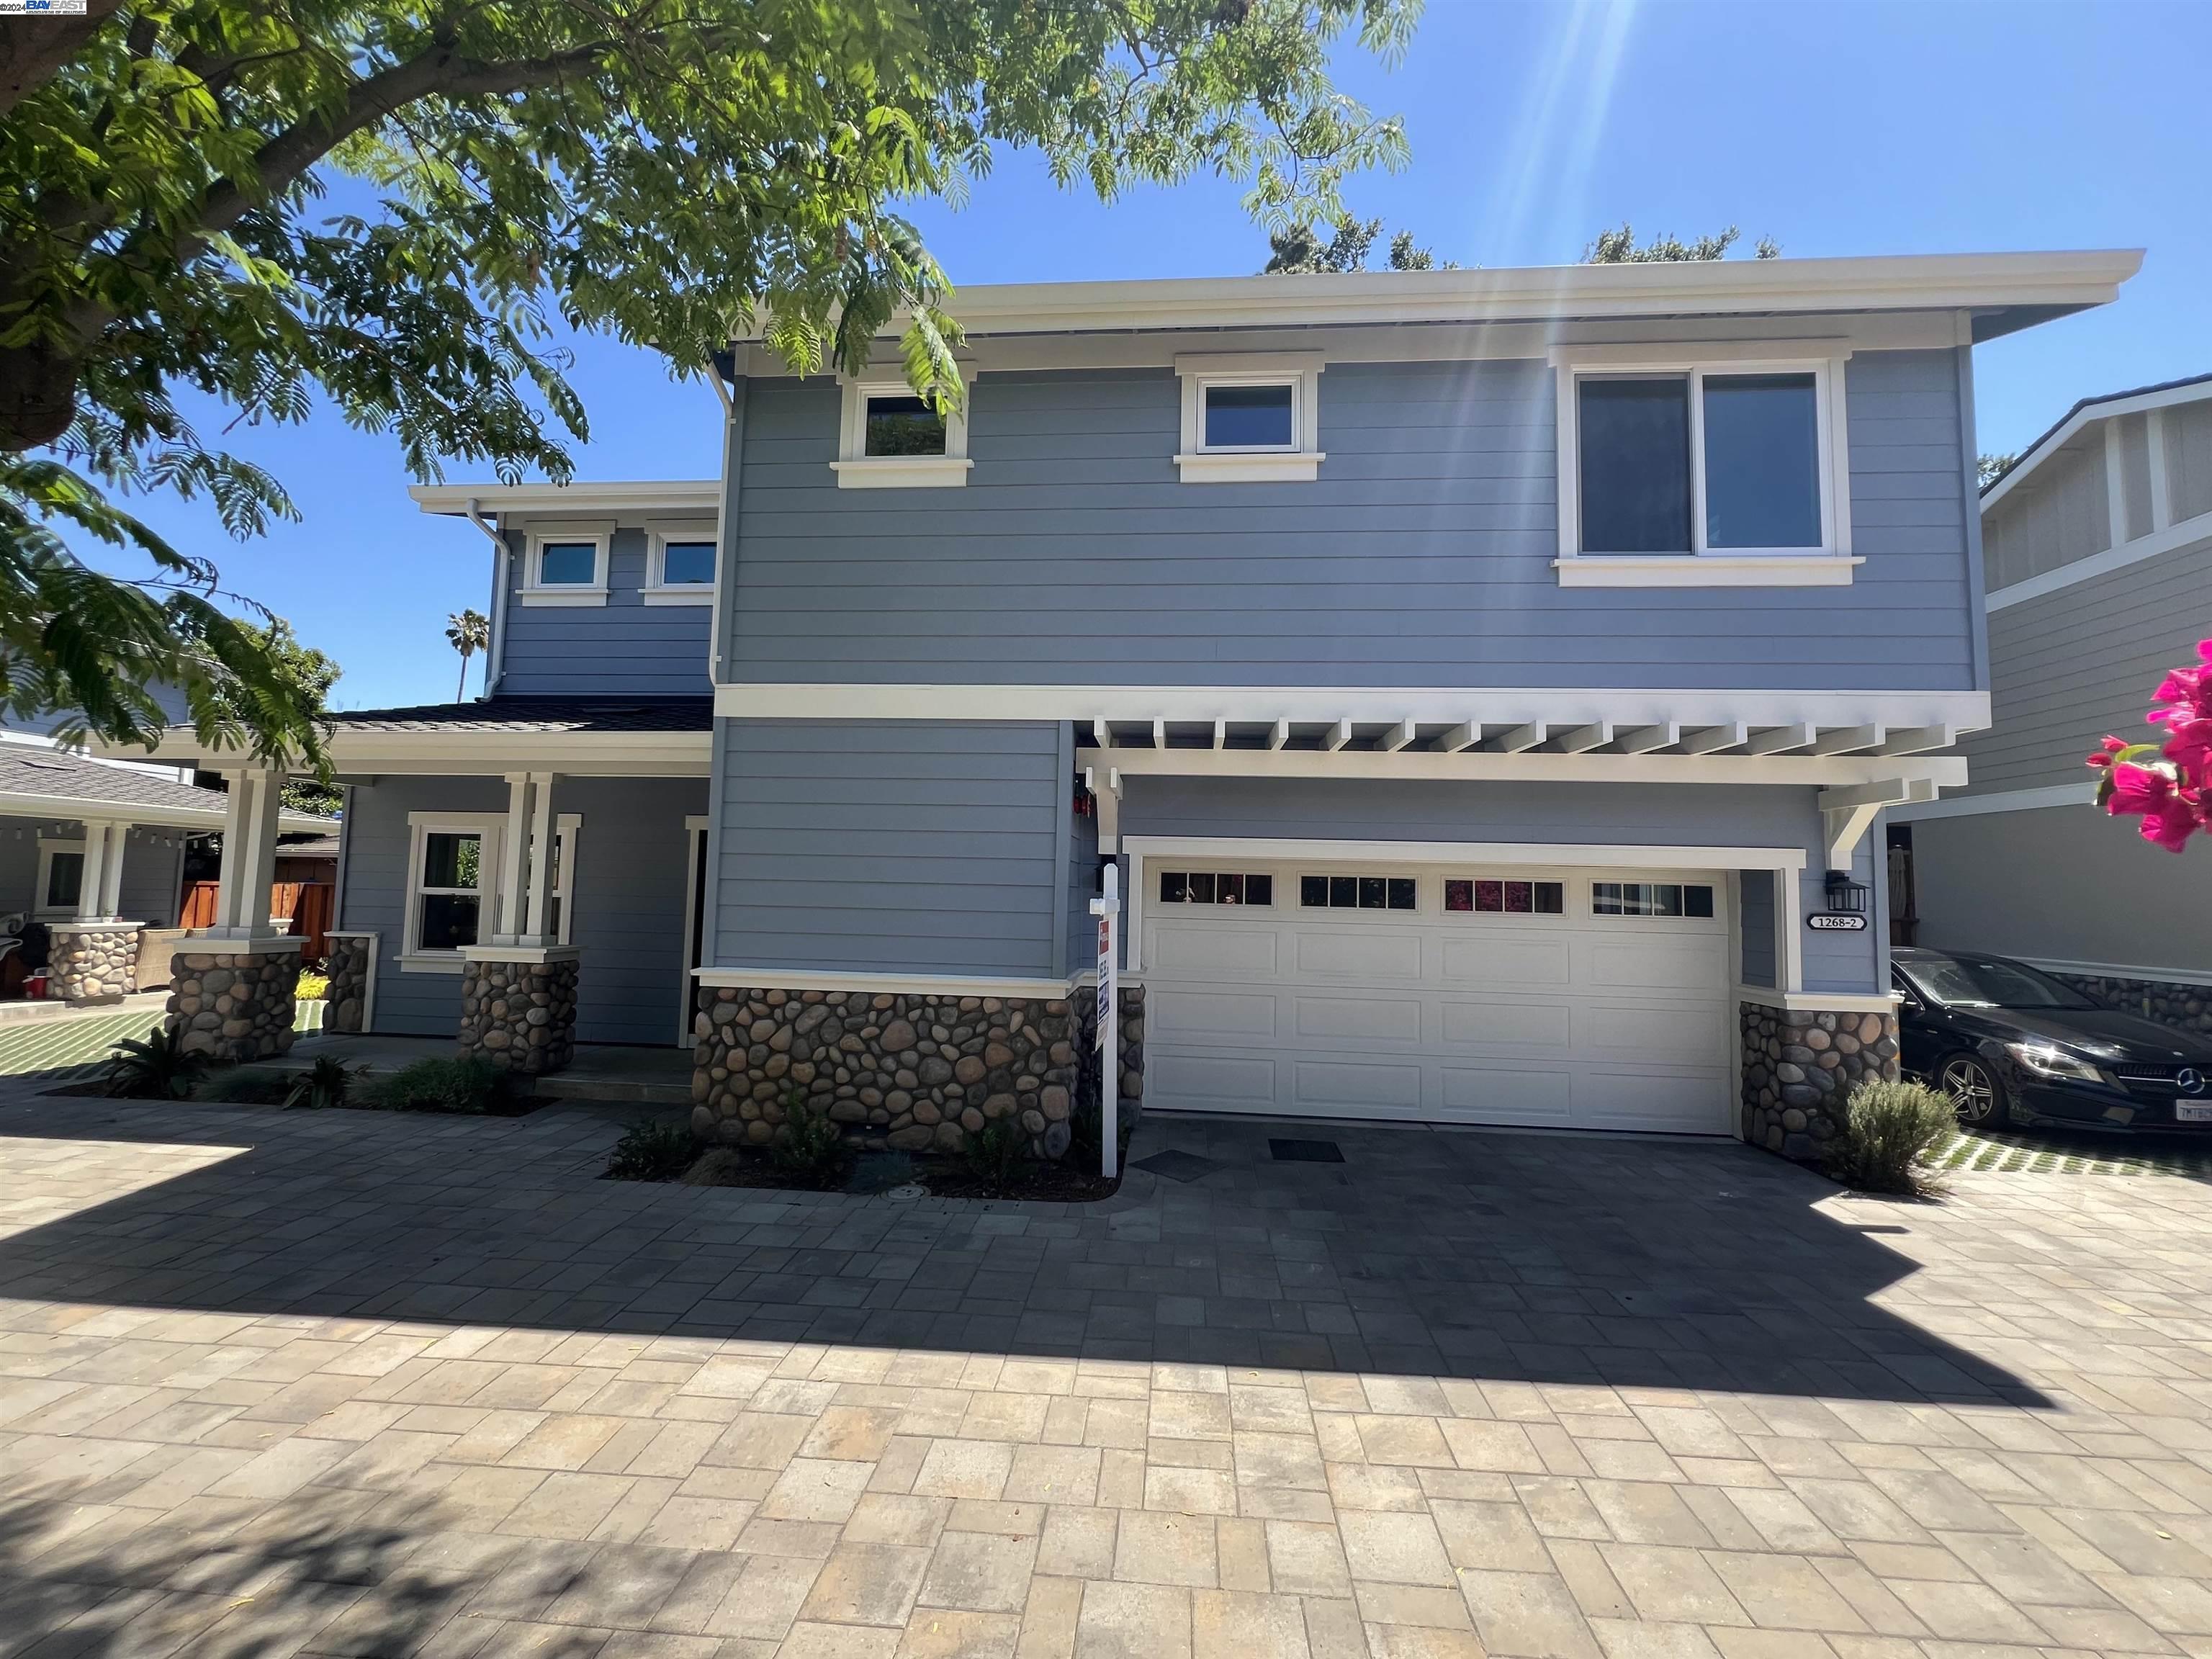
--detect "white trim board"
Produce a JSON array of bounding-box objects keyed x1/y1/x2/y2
[
  {"x1": 1887, "y1": 783, "x2": 2090, "y2": 822},
  {"x1": 1083, "y1": 746, "x2": 1964, "y2": 791},
  {"x1": 1985, "y1": 511, "x2": 2212, "y2": 611},
  {"x1": 693, "y1": 966, "x2": 1074, "y2": 1000},
  {"x1": 1122, "y1": 836, "x2": 1808, "y2": 872},
  {"x1": 413, "y1": 481, "x2": 719, "y2": 516},
  {"x1": 716, "y1": 683, "x2": 1992, "y2": 732},
  {"x1": 1735, "y1": 985, "x2": 1902, "y2": 1015}
]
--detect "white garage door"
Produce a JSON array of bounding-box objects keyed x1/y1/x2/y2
[{"x1": 1141, "y1": 861, "x2": 1732, "y2": 1134}]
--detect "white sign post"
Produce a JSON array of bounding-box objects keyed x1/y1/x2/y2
[{"x1": 1089, "y1": 861, "x2": 1120, "y2": 1179}]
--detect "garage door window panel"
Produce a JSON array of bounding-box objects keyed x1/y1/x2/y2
[
  {"x1": 1445, "y1": 878, "x2": 1565, "y2": 915},
  {"x1": 1591, "y1": 881, "x2": 1714, "y2": 918},
  {"x1": 1159, "y1": 871, "x2": 1272, "y2": 907},
  {"x1": 1301, "y1": 874, "x2": 1416, "y2": 911}
]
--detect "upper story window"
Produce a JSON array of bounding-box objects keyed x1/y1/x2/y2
[
  {"x1": 1175, "y1": 351, "x2": 1325, "y2": 483},
  {"x1": 1552, "y1": 344, "x2": 1859, "y2": 588},
  {"x1": 521, "y1": 523, "x2": 610, "y2": 607},
  {"x1": 645, "y1": 521, "x2": 718, "y2": 606},
  {"x1": 832, "y1": 373, "x2": 971, "y2": 489}
]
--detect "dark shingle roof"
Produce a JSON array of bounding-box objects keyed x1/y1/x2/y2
[
  {"x1": 0, "y1": 746, "x2": 257, "y2": 819},
  {"x1": 331, "y1": 696, "x2": 714, "y2": 734}
]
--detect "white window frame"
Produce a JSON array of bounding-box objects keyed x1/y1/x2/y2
[
  {"x1": 644, "y1": 520, "x2": 719, "y2": 606},
  {"x1": 544, "y1": 813, "x2": 581, "y2": 946},
  {"x1": 520, "y1": 522, "x2": 611, "y2": 607},
  {"x1": 35, "y1": 836, "x2": 84, "y2": 920},
  {"x1": 1551, "y1": 341, "x2": 1858, "y2": 588},
  {"x1": 832, "y1": 372, "x2": 973, "y2": 489},
  {"x1": 400, "y1": 812, "x2": 503, "y2": 972},
  {"x1": 1174, "y1": 351, "x2": 1326, "y2": 483}
]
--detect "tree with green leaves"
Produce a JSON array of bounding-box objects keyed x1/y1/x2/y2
[
  {"x1": 1585, "y1": 224, "x2": 1781, "y2": 263},
  {"x1": 1264, "y1": 215, "x2": 1452, "y2": 274},
  {"x1": 1977, "y1": 453, "x2": 2018, "y2": 490},
  {"x1": 3, "y1": 0, "x2": 1421, "y2": 765},
  {"x1": 445, "y1": 608, "x2": 488, "y2": 703}
]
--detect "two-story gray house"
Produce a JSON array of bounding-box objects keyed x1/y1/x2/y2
[
  {"x1": 114, "y1": 250, "x2": 2142, "y2": 1160},
  {"x1": 1896, "y1": 371, "x2": 2212, "y2": 1035}
]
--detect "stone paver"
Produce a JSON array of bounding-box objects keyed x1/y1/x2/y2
[{"x1": 6, "y1": 1094, "x2": 2212, "y2": 1657}]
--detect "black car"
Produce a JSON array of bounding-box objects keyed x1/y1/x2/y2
[{"x1": 1894, "y1": 948, "x2": 2212, "y2": 1132}]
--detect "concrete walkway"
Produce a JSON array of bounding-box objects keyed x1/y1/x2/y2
[{"x1": 4, "y1": 1098, "x2": 2212, "y2": 1657}]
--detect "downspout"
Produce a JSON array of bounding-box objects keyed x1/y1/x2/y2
[{"x1": 465, "y1": 498, "x2": 508, "y2": 700}]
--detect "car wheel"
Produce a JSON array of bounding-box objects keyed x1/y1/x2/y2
[{"x1": 1938, "y1": 1053, "x2": 2008, "y2": 1128}]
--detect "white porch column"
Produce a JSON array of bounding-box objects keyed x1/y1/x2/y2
[
  {"x1": 493, "y1": 771, "x2": 535, "y2": 945},
  {"x1": 97, "y1": 822, "x2": 127, "y2": 919},
  {"x1": 75, "y1": 820, "x2": 117, "y2": 922},
  {"x1": 212, "y1": 767, "x2": 284, "y2": 937},
  {"x1": 521, "y1": 771, "x2": 557, "y2": 945}
]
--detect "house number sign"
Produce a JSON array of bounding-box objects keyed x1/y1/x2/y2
[{"x1": 1807, "y1": 913, "x2": 1868, "y2": 932}]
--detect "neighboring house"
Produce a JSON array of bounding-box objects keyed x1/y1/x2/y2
[
  {"x1": 108, "y1": 250, "x2": 2144, "y2": 1157},
  {"x1": 0, "y1": 737, "x2": 328, "y2": 999},
  {"x1": 1894, "y1": 372, "x2": 2212, "y2": 1035}
]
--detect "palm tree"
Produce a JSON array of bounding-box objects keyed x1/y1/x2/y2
[{"x1": 446, "y1": 609, "x2": 489, "y2": 701}]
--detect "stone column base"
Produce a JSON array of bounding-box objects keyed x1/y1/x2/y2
[
  {"x1": 168, "y1": 940, "x2": 302, "y2": 1061},
  {"x1": 323, "y1": 932, "x2": 377, "y2": 1033},
  {"x1": 1740, "y1": 1001, "x2": 1900, "y2": 1161},
  {"x1": 459, "y1": 948, "x2": 579, "y2": 1074},
  {"x1": 48, "y1": 921, "x2": 143, "y2": 1002}
]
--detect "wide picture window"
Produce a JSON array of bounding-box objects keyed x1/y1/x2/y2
[{"x1": 1579, "y1": 371, "x2": 1823, "y2": 554}]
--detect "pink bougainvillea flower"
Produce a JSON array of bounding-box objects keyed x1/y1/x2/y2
[
  {"x1": 2163, "y1": 712, "x2": 2212, "y2": 776},
  {"x1": 2086, "y1": 734, "x2": 2128, "y2": 769},
  {"x1": 2141, "y1": 793, "x2": 2204, "y2": 852},
  {"x1": 2107, "y1": 763, "x2": 2203, "y2": 851}
]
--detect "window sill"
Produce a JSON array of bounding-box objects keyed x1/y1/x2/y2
[
  {"x1": 1553, "y1": 554, "x2": 1862, "y2": 588},
  {"x1": 642, "y1": 587, "x2": 714, "y2": 606},
  {"x1": 1174, "y1": 451, "x2": 1323, "y2": 485},
  {"x1": 831, "y1": 457, "x2": 972, "y2": 490},
  {"x1": 518, "y1": 588, "x2": 609, "y2": 608},
  {"x1": 395, "y1": 952, "x2": 467, "y2": 975}
]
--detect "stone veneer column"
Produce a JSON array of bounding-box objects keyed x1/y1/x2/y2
[
  {"x1": 48, "y1": 921, "x2": 143, "y2": 1002},
  {"x1": 2051, "y1": 971, "x2": 2212, "y2": 1040},
  {"x1": 167, "y1": 943, "x2": 302, "y2": 1060},
  {"x1": 322, "y1": 933, "x2": 376, "y2": 1033},
  {"x1": 1740, "y1": 1002, "x2": 1900, "y2": 1161},
  {"x1": 458, "y1": 949, "x2": 580, "y2": 1074}
]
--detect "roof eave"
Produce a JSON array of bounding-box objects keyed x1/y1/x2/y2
[{"x1": 408, "y1": 480, "x2": 720, "y2": 517}]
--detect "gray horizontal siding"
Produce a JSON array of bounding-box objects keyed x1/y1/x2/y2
[
  {"x1": 713, "y1": 719, "x2": 1063, "y2": 978},
  {"x1": 722, "y1": 350, "x2": 1976, "y2": 693},
  {"x1": 2170, "y1": 399, "x2": 2212, "y2": 523},
  {"x1": 338, "y1": 774, "x2": 706, "y2": 1045},
  {"x1": 1959, "y1": 536, "x2": 2212, "y2": 796},
  {"x1": 0, "y1": 818, "x2": 184, "y2": 927},
  {"x1": 1122, "y1": 776, "x2": 1883, "y2": 995},
  {"x1": 1982, "y1": 433, "x2": 2109, "y2": 591},
  {"x1": 1739, "y1": 869, "x2": 1776, "y2": 989},
  {"x1": 498, "y1": 526, "x2": 712, "y2": 698},
  {"x1": 1913, "y1": 802, "x2": 2212, "y2": 979}
]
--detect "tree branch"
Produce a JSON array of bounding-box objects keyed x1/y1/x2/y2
[{"x1": 0, "y1": 0, "x2": 123, "y2": 117}]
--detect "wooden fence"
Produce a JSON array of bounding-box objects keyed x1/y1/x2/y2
[{"x1": 177, "y1": 881, "x2": 335, "y2": 961}]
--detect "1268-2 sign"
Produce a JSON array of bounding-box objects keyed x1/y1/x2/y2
[{"x1": 1807, "y1": 913, "x2": 1868, "y2": 932}]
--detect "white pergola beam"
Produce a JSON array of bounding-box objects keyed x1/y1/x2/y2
[
  {"x1": 1615, "y1": 723, "x2": 1679, "y2": 755},
  {"x1": 1152, "y1": 719, "x2": 1167, "y2": 752},
  {"x1": 1212, "y1": 719, "x2": 1226, "y2": 751},
  {"x1": 1743, "y1": 723, "x2": 1817, "y2": 756},
  {"x1": 1267, "y1": 718, "x2": 1290, "y2": 752},
  {"x1": 1380, "y1": 719, "x2": 1416, "y2": 753},
  {"x1": 1809, "y1": 723, "x2": 1885, "y2": 757},
  {"x1": 1323, "y1": 718, "x2": 1353, "y2": 752},
  {"x1": 1434, "y1": 720, "x2": 1482, "y2": 753},
  {"x1": 1818, "y1": 776, "x2": 1937, "y2": 869},
  {"x1": 1877, "y1": 724, "x2": 1955, "y2": 756},
  {"x1": 1491, "y1": 721, "x2": 1549, "y2": 754},
  {"x1": 1679, "y1": 722, "x2": 1748, "y2": 755},
  {"x1": 1550, "y1": 722, "x2": 1613, "y2": 755}
]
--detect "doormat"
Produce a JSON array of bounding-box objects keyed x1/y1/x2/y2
[
  {"x1": 1269, "y1": 1138, "x2": 1345, "y2": 1163},
  {"x1": 1131, "y1": 1148, "x2": 1225, "y2": 1183}
]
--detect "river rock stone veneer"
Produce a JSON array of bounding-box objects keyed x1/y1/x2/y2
[
  {"x1": 324, "y1": 935, "x2": 373, "y2": 1034},
  {"x1": 48, "y1": 922, "x2": 140, "y2": 1002},
  {"x1": 1740, "y1": 1002, "x2": 1900, "y2": 1162},
  {"x1": 168, "y1": 949, "x2": 299, "y2": 1061},
  {"x1": 2052, "y1": 971, "x2": 2212, "y2": 1040},
  {"x1": 458, "y1": 955, "x2": 577, "y2": 1074},
  {"x1": 691, "y1": 984, "x2": 1147, "y2": 1161}
]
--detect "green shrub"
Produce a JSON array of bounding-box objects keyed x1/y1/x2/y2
[
  {"x1": 104, "y1": 1026, "x2": 206, "y2": 1100},
  {"x1": 364, "y1": 1054, "x2": 512, "y2": 1115},
  {"x1": 284, "y1": 1056, "x2": 359, "y2": 1110},
  {"x1": 962, "y1": 1115, "x2": 1033, "y2": 1187},
  {"x1": 1826, "y1": 1078, "x2": 1956, "y2": 1195},
  {"x1": 606, "y1": 1118, "x2": 700, "y2": 1182},
  {"x1": 770, "y1": 1088, "x2": 849, "y2": 1188}
]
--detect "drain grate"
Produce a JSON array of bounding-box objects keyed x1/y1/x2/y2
[
  {"x1": 1132, "y1": 1149, "x2": 1226, "y2": 1183},
  {"x1": 1269, "y1": 1138, "x2": 1344, "y2": 1164}
]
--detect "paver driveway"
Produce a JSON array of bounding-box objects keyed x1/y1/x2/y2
[{"x1": 5, "y1": 1095, "x2": 2212, "y2": 1658}]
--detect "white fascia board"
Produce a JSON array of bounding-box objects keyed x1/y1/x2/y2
[
  {"x1": 1887, "y1": 782, "x2": 2092, "y2": 822},
  {"x1": 0, "y1": 787, "x2": 328, "y2": 835},
  {"x1": 716, "y1": 683, "x2": 1992, "y2": 732},
  {"x1": 1082, "y1": 746, "x2": 1965, "y2": 791},
  {"x1": 730, "y1": 251, "x2": 2139, "y2": 343},
  {"x1": 695, "y1": 966, "x2": 1074, "y2": 999},
  {"x1": 99, "y1": 727, "x2": 711, "y2": 778},
  {"x1": 1985, "y1": 512, "x2": 2212, "y2": 611},
  {"x1": 409, "y1": 481, "x2": 719, "y2": 517},
  {"x1": 1981, "y1": 379, "x2": 2212, "y2": 512},
  {"x1": 1125, "y1": 834, "x2": 1808, "y2": 873}
]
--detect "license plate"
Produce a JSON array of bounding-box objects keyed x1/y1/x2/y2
[{"x1": 2177, "y1": 1102, "x2": 2212, "y2": 1124}]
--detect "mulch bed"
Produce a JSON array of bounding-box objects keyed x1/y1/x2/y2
[{"x1": 675, "y1": 1145, "x2": 1122, "y2": 1202}]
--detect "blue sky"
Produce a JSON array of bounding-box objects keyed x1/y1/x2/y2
[{"x1": 115, "y1": 0, "x2": 2210, "y2": 711}]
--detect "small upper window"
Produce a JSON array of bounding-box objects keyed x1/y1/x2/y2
[
  {"x1": 661, "y1": 541, "x2": 716, "y2": 585},
  {"x1": 1203, "y1": 383, "x2": 1295, "y2": 451},
  {"x1": 536, "y1": 541, "x2": 598, "y2": 585},
  {"x1": 1592, "y1": 881, "x2": 1714, "y2": 919},
  {"x1": 864, "y1": 395, "x2": 946, "y2": 457},
  {"x1": 1300, "y1": 875, "x2": 1416, "y2": 912}
]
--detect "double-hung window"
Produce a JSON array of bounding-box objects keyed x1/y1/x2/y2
[
  {"x1": 1555, "y1": 347, "x2": 1857, "y2": 586},
  {"x1": 403, "y1": 814, "x2": 501, "y2": 969}
]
